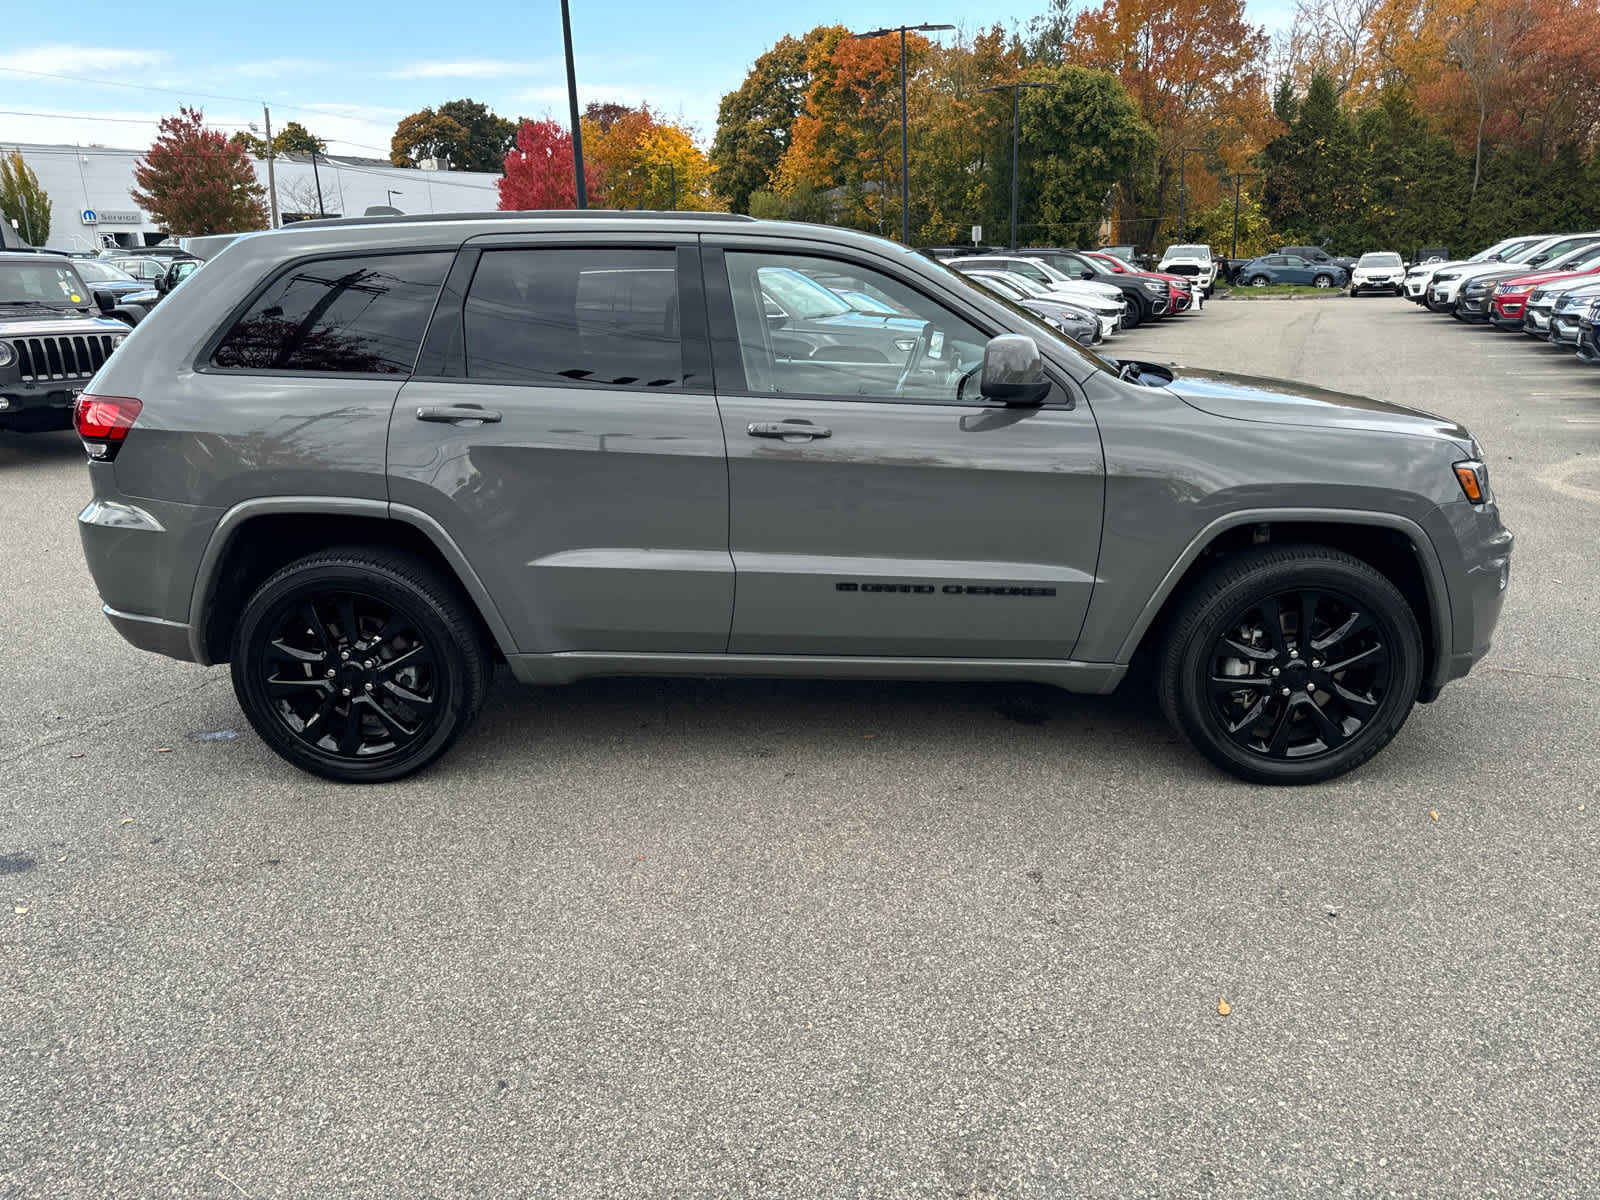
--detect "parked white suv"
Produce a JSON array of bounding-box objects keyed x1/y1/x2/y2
[{"x1": 1157, "y1": 244, "x2": 1217, "y2": 296}]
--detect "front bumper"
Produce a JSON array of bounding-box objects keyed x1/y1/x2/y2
[
  {"x1": 1421, "y1": 500, "x2": 1514, "y2": 701},
  {"x1": 1352, "y1": 276, "x2": 1400, "y2": 292},
  {"x1": 1552, "y1": 313, "x2": 1586, "y2": 346},
  {"x1": 1456, "y1": 294, "x2": 1492, "y2": 321},
  {"x1": 0, "y1": 383, "x2": 82, "y2": 432},
  {"x1": 1577, "y1": 320, "x2": 1600, "y2": 363},
  {"x1": 1522, "y1": 306, "x2": 1553, "y2": 336}
]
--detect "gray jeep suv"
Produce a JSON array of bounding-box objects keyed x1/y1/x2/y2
[{"x1": 75, "y1": 212, "x2": 1512, "y2": 785}]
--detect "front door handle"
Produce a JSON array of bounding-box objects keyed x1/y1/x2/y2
[
  {"x1": 747, "y1": 421, "x2": 831, "y2": 440},
  {"x1": 416, "y1": 404, "x2": 502, "y2": 425}
]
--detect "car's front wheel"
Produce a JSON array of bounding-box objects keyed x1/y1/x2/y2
[
  {"x1": 230, "y1": 548, "x2": 492, "y2": 783},
  {"x1": 1313, "y1": 274, "x2": 1335, "y2": 288},
  {"x1": 1159, "y1": 545, "x2": 1423, "y2": 784}
]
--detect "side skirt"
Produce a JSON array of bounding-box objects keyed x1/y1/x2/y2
[{"x1": 506, "y1": 652, "x2": 1126, "y2": 694}]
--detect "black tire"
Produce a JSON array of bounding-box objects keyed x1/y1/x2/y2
[
  {"x1": 1123, "y1": 294, "x2": 1145, "y2": 329},
  {"x1": 1158, "y1": 545, "x2": 1423, "y2": 785},
  {"x1": 230, "y1": 547, "x2": 492, "y2": 783}
]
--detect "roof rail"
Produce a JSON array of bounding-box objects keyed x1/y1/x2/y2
[{"x1": 285, "y1": 209, "x2": 759, "y2": 231}]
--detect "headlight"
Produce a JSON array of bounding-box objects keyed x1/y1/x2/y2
[
  {"x1": 1435, "y1": 271, "x2": 1460, "y2": 282},
  {"x1": 0, "y1": 340, "x2": 15, "y2": 369},
  {"x1": 1140, "y1": 279, "x2": 1162, "y2": 292}
]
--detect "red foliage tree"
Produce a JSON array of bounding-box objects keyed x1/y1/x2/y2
[
  {"x1": 131, "y1": 106, "x2": 267, "y2": 235},
  {"x1": 498, "y1": 119, "x2": 600, "y2": 210}
]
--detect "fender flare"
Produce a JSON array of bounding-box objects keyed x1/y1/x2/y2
[
  {"x1": 1111, "y1": 507, "x2": 1452, "y2": 692},
  {"x1": 186, "y1": 496, "x2": 519, "y2": 665}
]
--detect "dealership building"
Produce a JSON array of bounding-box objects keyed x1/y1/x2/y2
[{"x1": 6, "y1": 142, "x2": 504, "y2": 250}]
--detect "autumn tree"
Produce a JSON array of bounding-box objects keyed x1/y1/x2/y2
[
  {"x1": 711, "y1": 28, "x2": 835, "y2": 212},
  {"x1": 392, "y1": 99, "x2": 515, "y2": 170},
  {"x1": 132, "y1": 107, "x2": 267, "y2": 236},
  {"x1": 583, "y1": 105, "x2": 724, "y2": 210},
  {"x1": 274, "y1": 121, "x2": 327, "y2": 156},
  {"x1": 0, "y1": 151, "x2": 51, "y2": 245},
  {"x1": 1052, "y1": 0, "x2": 1273, "y2": 249},
  {"x1": 498, "y1": 118, "x2": 588, "y2": 209}
]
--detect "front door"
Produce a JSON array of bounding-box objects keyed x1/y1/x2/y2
[
  {"x1": 703, "y1": 244, "x2": 1105, "y2": 660},
  {"x1": 389, "y1": 238, "x2": 733, "y2": 654}
]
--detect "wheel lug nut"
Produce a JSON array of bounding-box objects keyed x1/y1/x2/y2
[
  {"x1": 1306, "y1": 683, "x2": 1316, "y2": 693},
  {"x1": 325, "y1": 668, "x2": 336, "y2": 678},
  {"x1": 363, "y1": 660, "x2": 374, "y2": 669},
  {"x1": 364, "y1": 682, "x2": 374, "y2": 692},
  {"x1": 1270, "y1": 667, "x2": 1280, "y2": 676},
  {"x1": 341, "y1": 650, "x2": 350, "y2": 660},
  {"x1": 341, "y1": 687, "x2": 351, "y2": 697},
  {"x1": 1281, "y1": 687, "x2": 1291, "y2": 697},
  {"x1": 1311, "y1": 660, "x2": 1322, "y2": 668}
]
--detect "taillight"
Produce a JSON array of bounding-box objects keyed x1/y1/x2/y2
[{"x1": 74, "y1": 394, "x2": 142, "y2": 461}]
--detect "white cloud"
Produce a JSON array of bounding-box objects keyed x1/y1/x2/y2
[
  {"x1": 388, "y1": 59, "x2": 548, "y2": 80},
  {"x1": 0, "y1": 44, "x2": 166, "y2": 76},
  {"x1": 234, "y1": 58, "x2": 334, "y2": 79}
]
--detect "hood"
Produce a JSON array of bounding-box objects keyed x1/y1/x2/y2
[
  {"x1": 1044, "y1": 281, "x2": 1123, "y2": 303},
  {"x1": 0, "y1": 310, "x2": 130, "y2": 336},
  {"x1": 1496, "y1": 266, "x2": 1600, "y2": 291},
  {"x1": 1160, "y1": 367, "x2": 1471, "y2": 443}
]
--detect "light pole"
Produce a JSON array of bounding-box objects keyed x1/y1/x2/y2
[
  {"x1": 1177, "y1": 146, "x2": 1204, "y2": 243},
  {"x1": 1226, "y1": 171, "x2": 1262, "y2": 260},
  {"x1": 560, "y1": 0, "x2": 588, "y2": 208},
  {"x1": 854, "y1": 23, "x2": 955, "y2": 246},
  {"x1": 386, "y1": 189, "x2": 403, "y2": 208},
  {"x1": 979, "y1": 80, "x2": 1054, "y2": 251}
]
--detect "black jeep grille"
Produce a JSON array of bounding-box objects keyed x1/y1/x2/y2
[
  {"x1": 1165, "y1": 264, "x2": 1201, "y2": 276},
  {"x1": 8, "y1": 334, "x2": 123, "y2": 383}
]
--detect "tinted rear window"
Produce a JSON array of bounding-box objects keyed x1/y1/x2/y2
[
  {"x1": 462, "y1": 248, "x2": 682, "y2": 388},
  {"x1": 213, "y1": 252, "x2": 451, "y2": 374}
]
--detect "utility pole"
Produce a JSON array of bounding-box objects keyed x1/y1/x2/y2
[
  {"x1": 979, "y1": 80, "x2": 1054, "y2": 251},
  {"x1": 1228, "y1": 172, "x2": 1262, "y2": 259},
  {"x1": 854, "y1": 23, "x2": 954, "y2": 246},
  {"x1": 561, "y1": 0, "x2": 587, "y2": 208},
  {"x1": 261, "y1": 104, "x2": 280, "y2": 228},
  {"x1": 309, "y1": 143, "x2": 326, "y2": 218},
  {"x1": 1178, "y1": 146, "x2": 1204, "y2": 244}
]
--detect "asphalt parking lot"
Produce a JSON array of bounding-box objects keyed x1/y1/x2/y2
[{"x1": 3, "y1": 296, "x2": 1597, "y2": 1198}]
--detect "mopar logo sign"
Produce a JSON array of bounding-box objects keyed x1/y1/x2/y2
[{"x1": 81, "y1": 209, "x2": 98, "y2": 224}]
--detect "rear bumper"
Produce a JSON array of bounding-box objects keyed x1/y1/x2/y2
[{"x1": 103, "y1": 605, "x2": 199, "y2": 662}]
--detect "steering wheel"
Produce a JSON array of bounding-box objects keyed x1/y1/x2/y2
[
  {"x1": 1117, "y1": 359, "x2": 1142, "y2": 382},
  {"x1": 893, "y1": 322, "x2": 936, "y2": 397}
]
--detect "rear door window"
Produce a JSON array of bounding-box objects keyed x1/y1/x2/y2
[
  {"x1": 212, "y1": 252, "x2": 451, "y2": 374},
  {"x1": 462, "y1": 248, "x2": 683, "y2": 389}
]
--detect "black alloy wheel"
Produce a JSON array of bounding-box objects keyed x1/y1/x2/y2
[
  {"x1": 231, "y1": 549, "x2": 491, "y2": 783},
  {"x1": 1123, "y1": 293, "x2": 1145, "y2": 329},
  {"x1": 1160, "y1": 545, "x2": 1422, "y2": 784}
]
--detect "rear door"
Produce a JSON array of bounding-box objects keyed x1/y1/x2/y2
[
  {"x1": 389, "y1": 235, "x2": 733, "y2": 654},
  {"x1": 703, "y1": 241, "x2": 1105, "y2": 660}
]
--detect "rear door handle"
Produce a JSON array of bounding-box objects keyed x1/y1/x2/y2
[
  {"x1": 416, "y1": 404, "x2": 502, "y2": 424},
  {"x1": 747, "y1": 421, "x2": 831, "y2": 440}
]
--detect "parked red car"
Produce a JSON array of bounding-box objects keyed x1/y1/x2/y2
[
  {"x1": 1084, "y1": 250, "x2": 1196, "y2": 313},
  {"x1": 1488, "y1": 244, "x2": 1600, "y2": 330}
]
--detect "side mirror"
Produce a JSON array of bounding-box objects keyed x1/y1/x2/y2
[
  {"x1": 1079, "y1": 269, "x2": 1095, "y2": 280},
  {"x1": 980, "y1": 334, "x2": 1050, "y2": 406},
  {"x1": 93, "y1": 290, "x2": 116, "y2": 314},
  {"x1": 155, "y1": 269, "x2": 174, "y2": 294}
]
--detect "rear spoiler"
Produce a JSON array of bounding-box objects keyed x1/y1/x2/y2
[{"x1": 177, "y1": 233, "x2": 246, "y2": 261}]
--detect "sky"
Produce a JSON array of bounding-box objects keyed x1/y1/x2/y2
[{"x1": 1, "y1": 0, "x2": 1301, "y2": 159}]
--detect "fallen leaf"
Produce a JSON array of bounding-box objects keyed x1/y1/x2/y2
[
  {"x1": 120, "y1": 817, "x2": 135, "y2": 825},
  {"x1": 1429, "y1": 811, "x2": 1439, "y2": 821},
  {"x1": 1217, "y1": 999, "x2": 1232, "y2": 1016},
  {"x1": 863, "y1": 734, "x2": 876, "y2": 739},
  {"x1": 156, "y1": 747, "x2": 172, "y2": 754},
  {"x1": 68, "y1": 753, "x2": 84, "y2": 760},
  {"x1": 57, "y1": 856, "x2": 66, "y2": 863},
  {"x1": 13, "y1": 906, "x2": 28, "y2": 916}
]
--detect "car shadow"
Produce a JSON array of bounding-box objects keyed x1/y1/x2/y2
[{"x1": 0, "y1": 430, "x2": 82, "y2": 467}]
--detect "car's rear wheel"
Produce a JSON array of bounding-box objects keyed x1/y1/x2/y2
[
  {"x1": 1159, "y1": 545, "x2": 1423, "y2": 784},
  {"x1": 1249, "y1": 275, "x2": 1269, "y2": 288},
  {"x1": 231, "y1": 548, "x2": 492, "y2": 783},
  {"x1": 1313, "y1": 274, "x2": 1334, "y2": 289}
]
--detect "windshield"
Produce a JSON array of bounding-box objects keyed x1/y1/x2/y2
[
  {"x1": 1358, "y1": 253, "x2": 1403, "y2": 267},
  {"x1": 0, "y1": 261, "x2": 88, "y2": 305},
  {"x1": 1168, "y1": 245, "x2": 1210, "y2": 259},
  {"x1": 73, "y1": 259, "x2": 138, "y2": 284},
  {"x1": 971, "y1": 269, "x2": 1049, "y2": 298},
  {"x1": 1541, "y1": 242, "x2": 1600, "y2": 270},
  {"x1": 758, "y1": 266, "x2": 851, "y2": 318},
  {"x1": 926, "y1": 254, "x2": 1117, "y2": 378}
]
